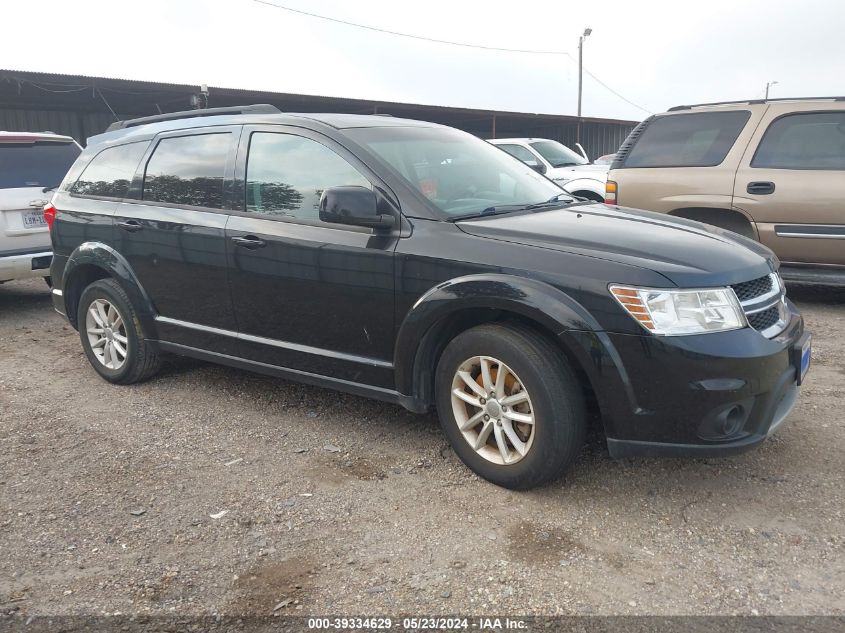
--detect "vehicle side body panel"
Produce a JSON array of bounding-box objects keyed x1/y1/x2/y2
[
  {"x1": 610, "y1": 108, "x2": 765, "y2": 216},
  {"x1": 732, "y1": 101, "x2": 845, "y2": 267}
]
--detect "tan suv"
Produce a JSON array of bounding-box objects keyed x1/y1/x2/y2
[{"x1": 606, "y1": 98, "x2": 845, "y2": 285}]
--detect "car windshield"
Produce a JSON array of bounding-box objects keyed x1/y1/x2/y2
[
  {"x1": 529, "y1": 140, "x2": 588, "y2": 167},
  {"x1": 0, "y1": 140, "x2": 80, "y2": 189},
  {"x1": 345, "y1": 126, "x2": 566, "y2": 219}
]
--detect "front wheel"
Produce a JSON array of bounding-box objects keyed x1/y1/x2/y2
[
  {"x1": 435, "y1": 323, "x2": 586, "y2": 490},
  {"x1": 77, "y1": 278, "x2": 161, "y2": 384}
]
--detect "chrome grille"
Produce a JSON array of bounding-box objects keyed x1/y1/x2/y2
[
  {"x1": 747, "y1": 305, "x2": 780, "y2": 331},
  {"x1": 731, "y1": 275, "x2": 773, "y2": 302},
  {"x1": 730, "y1": 273, "x2": 787, "y2": 338}
]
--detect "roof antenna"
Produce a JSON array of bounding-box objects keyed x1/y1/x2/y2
[{"x1": 96, "y1": 87, "x2": 119, "y2": 121}]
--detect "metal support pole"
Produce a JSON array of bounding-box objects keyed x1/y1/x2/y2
[
  {"x1": 578, "y1": 36, "x2": 584, "y2": 119},
  {"x1": 577, "y1": 30, "x2": 590, "y2": 143}
]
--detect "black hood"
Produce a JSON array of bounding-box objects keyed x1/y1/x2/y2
[{"x1": 456, "y1": 204, "x2": 777, "y2": 288}]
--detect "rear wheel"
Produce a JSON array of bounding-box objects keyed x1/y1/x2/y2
[
  {"x1": 77, "y1": 278, "x2": 160, "y2": 384},
  {"x1": 435, "y1": 323, "x2": 586, "y2": 489}
]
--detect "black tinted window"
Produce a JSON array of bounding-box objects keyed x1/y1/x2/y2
[
  {"x1": 71, "y1": 142, "x2": 147, "y2": 198},
  {"x1": 246, "y1": 133, "x2": 370, "y2": 222},
  {"x1": 752, "y1": 112, "x2": 845, "y2": 170},
  {"x1": 624, "y1": 111, "x2": 751, "y2": 168},
  {"x1": 142, "y1": 133, "x2": 231, "y2": 208},
  {"x1": 0, "y1": 140, "x2": 80, "y2": 190}
]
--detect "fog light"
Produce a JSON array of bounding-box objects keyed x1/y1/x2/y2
[
  {"x1": 720, "y1": 405, "x2": 745, "y2": 436},
  {"x1": 698, "y1": 398, "x2": 754, "y2": 441}
]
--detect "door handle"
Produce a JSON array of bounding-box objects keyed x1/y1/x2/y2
[
  {"x1": 117, "y1": 220, "x2": 143, "y2": 232},
  {"x1": 231, "y1": 235, "x2": 266, "y2": 249},
  {"x1": 747, "y1": 181, "x2": 775, "y2": 195}
]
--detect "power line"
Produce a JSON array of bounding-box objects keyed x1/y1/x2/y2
[
  {"x1": 252, "y1": 0, "x2": 570, "y2": 55},
  {"x1": 251, "y1": 0, "x2": 652, "y2": 115},
  {"x1": 580, "y1": 70, "x2": 652, "y2": 115}
]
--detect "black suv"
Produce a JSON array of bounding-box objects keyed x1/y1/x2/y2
[{"x1": 47, "y1": 105, "x2": 811, "y2": 490}]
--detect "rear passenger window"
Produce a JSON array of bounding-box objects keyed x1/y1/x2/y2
[
  {"x1": 142, "y1": 133, "x2": 232, "y2": 209},
  {"x1": 245, "y1": 132, "x2": 370, "y2": 223},
  {"x1": 71, "y1": 142, "x2": 146, "y2": 198},
  {"x1": 752, "y1": 112, "x2": 845, "y2": 170},
  {"x1": 624, "y1": 111, "x2": 751, "y2": 168}
]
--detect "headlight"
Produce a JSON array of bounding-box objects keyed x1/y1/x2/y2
[{"x1": 609, "y1": 285, "x2": 746, "y2": 335}]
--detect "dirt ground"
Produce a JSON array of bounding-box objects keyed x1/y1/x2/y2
[{"x1": 0, "y1": 277, "x2": 842, "y2": 618}]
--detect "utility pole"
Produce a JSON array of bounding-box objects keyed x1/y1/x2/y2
[
  {"x1": 577, "y1": 28, "x2": 592, "y2": 144},
  {"x1": 765, "y1": 80, "x2": 778, "y2": 99}
]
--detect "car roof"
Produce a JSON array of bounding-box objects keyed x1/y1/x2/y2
[
  {"x1": 88, "y1": 110, "x2": 446, "y2": 146},
  {"x1": 667, "y1": 96, "x2": 845, "y2": 112},
  {"x1": 0, "y1": 131, "x2": 77, "y2": 143}
]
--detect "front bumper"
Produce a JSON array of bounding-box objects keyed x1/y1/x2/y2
[
  {"x1": 574, "y1": 299, "x2": 806, "y2": 458},
  {"x1": 0, "y1": 250, "x2": 52, "y2": 282}
]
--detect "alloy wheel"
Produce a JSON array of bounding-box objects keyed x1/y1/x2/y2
[
  {"x1": 450, "y1": 355, "x2": 535, "y2": 465},
  {"x1": 85, "y1": 298, "x2": 128, "y2": 370}
]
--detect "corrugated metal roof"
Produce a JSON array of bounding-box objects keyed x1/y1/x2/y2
[
  {"x1": 0, "y1": 69, "x2": 639, "y2": 126},
  {"x1": 0, "y1": 69, "x2": 638, "y2": 156}
]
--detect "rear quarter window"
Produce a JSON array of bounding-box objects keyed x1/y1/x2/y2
[
  {"x1": 623, "y1": 111, "x2": 751, "y2": 168},
  {"x1": 71, "y1": 142, "x2": 148, "y2": 198},
  {"x1": 0, "y1": 140, "x2": 80, "y2": 189}
]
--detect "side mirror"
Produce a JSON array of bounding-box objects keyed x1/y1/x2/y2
[
  {"x1": 530, "y1": 162, "x2": 547, "y2": 175},
  {"x1": 319, "y1": 186, "x2": 394, "y2": 230}
]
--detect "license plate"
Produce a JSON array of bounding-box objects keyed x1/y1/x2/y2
[
  {"x1": 794, "y1": 334, "x2": 812, "y2": 385},
  {"x1": 23, "y1": 209, "x2": 47, "y2": 229}
]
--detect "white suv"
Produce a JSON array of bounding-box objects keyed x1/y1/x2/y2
[
  {"x1": 488, "y1": 138, "x2": 609, "y2": 201},
  {"x1": 0, "y1": 132, "x2": 81, "y2": 284}
]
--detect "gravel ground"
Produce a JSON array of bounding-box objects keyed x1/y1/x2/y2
[{"x1": 0, "y1": 278, "x2": 842, "y2": 618}]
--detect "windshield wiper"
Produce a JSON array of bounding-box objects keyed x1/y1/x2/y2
[
  {"x1": 522, "y1": 193, "x2": 577, "y2": 210},
  {"x1": 42, "y1": 184, "x2": 60, "y2": 193},
  {"x1": 447, "y1": 195, "x2": 579, "y2": 222},
  {"x1": 446, "y1": 205, "x2": 531, "y2": 222}
]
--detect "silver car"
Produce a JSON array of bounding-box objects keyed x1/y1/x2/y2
[{"x1": 0, "y1": 131, "x2": 81, "y2": 284}]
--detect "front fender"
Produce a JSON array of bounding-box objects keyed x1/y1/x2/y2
[
  {"x1": 393, "y1": 274, "x2": 641, "y2": 425},
  {"x1": 62, "y1": 241, "x2": 156, "y2": 333},
  {"x1": 561, "y1": 177, "x2": 606, "y2": 198}
]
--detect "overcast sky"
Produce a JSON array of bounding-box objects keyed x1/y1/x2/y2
[{"x1": 4, "y1": 0, "x2": 845, "y2": 122}]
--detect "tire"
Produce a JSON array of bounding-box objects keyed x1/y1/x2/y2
[
  {"x1": 435, "y1": 323, "x2": 586, "y2": 490},
  {"x1": 77, "y1": 278, "x2": 161, "y2": 384}
]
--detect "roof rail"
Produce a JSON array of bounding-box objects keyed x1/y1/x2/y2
[
  {"x1": 105, "y1": 104, "x2": 281, "y2": 132},
  {"x1": 668, "y1": 96, "x2": 845, "y2": 112}
]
